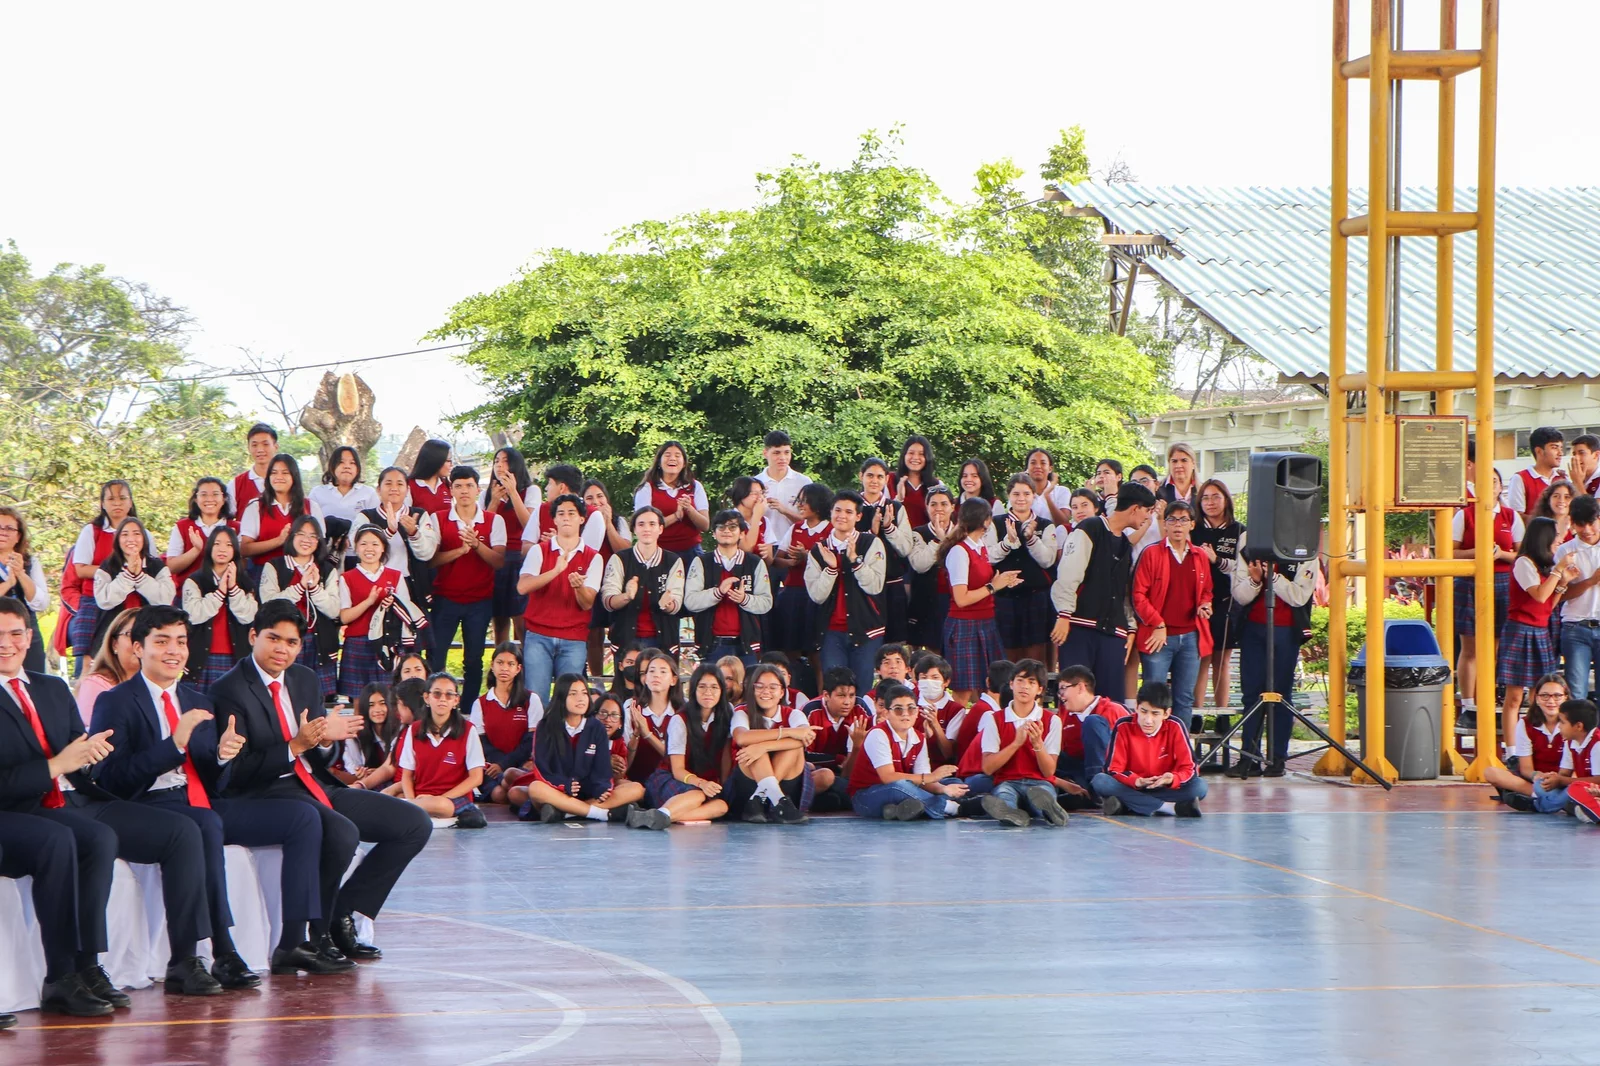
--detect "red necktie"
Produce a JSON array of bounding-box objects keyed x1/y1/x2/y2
[
  {"x1": 269, "y1": 680, "x2": 331, "y2": 807},
  {"x1": 10, "y1": 678, "x2": 64, "y2": 809},
  {"x1": 158, "y1": 690, "x2": 211, "y2": 810}
]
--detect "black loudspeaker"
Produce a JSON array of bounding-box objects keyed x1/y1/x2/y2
[{"x1": 1244, "y1": 452, "x2": 1322, "y2": 563}]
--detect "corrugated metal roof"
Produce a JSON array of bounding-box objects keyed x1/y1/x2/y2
[{"x1": 1057, "y1": 183, "x2": 1600, "y2": 384}]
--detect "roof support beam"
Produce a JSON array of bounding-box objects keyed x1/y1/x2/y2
[{"x1": 1342, "y1": 48, "x2": 1481, "y2": 79}]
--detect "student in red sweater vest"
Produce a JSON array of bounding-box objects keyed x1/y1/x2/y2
[
  {"x1": 847, "y1": 684, "x2": 967, "y2": 820},
  {"x1": 1093, "y1": 681, "x2": 1206, "y2": 817},
  {"x1": 397, "y1": 673, "x2": 488, "y2": 829},
  {"x1": 975, "y1": 658, "x2": 1069, "y2": 828},
  {"x1": 427, "y1": 466, "x2": 507, "y2": 706},
  {"x1": 802, "y1": 667, "x2": 872, "y2": 812},
  {"x1": 1488, "y1": 672, "x2": 1569, "y2": 811},
  {"x1": 1052, "y1": 665, "x2": 1122, "y2": 808},
  {"x1": 228, "y1": 422, "x2": 278, "y2": 513}
]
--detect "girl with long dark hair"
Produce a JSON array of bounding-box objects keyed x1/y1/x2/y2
[
  {"x1": 408, "y1": 438, "x2": 454, "y2": 513},
  {"x1": 90, "y1": 516, "x2": 173, "y2": 654},
  {"x1": 890, "y1": 435, "x2": 939, "y2": 529},
  {"x1": 166, "y1": 476, "x2": 235, "y2": 591},
  {"x1": 519, "y1": 674, "x2": 644, "y2": 823},
  {"x1": 907, "y1": 486, "x2": 957, "y2": 654},
  {"x1": 484, "y1": 446, "x2": 543, "y2": 645},
  {"x1": 1498, "y1": 516, "x2": 1581, "y2": 753},
  {"x1": 631, "y1": 664, "x2": 734, "y2": 829},
  {"x1": 0, "y1": 505, "x2": 49, "y2": 673},
  {"x1": 240, "y1": 454, "x2": 324, "y2": 567},
  {"x1": 180, "y1": 526, "x2": 258, "y2": 691},
  {"x1": 1191, "y1": 478, "x2": 1245, "y2": 711},
  {"x1": 632, "y1": 440, "x2": 709, "y2": 558},
  {"x1": 939, "y1": 498, "x2": 1021, "y2": 704},
  {"x1": 258, "y1": 514, "x2": 342, "y2": 698},
  {"x1": 68, "y1": 479, "x2": 145, "y2": 659}
]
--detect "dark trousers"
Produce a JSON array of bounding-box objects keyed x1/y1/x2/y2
[
  {"x1": 69, "y1": 796, "x2": 210, "y2": 954},
  {"x1": 0, "y1": 809, "x2": 105, "y2": 979},
  {"x1": 216, "y1": 797, "x2": 325, "y2": 939},
  {"x1": 142, "y1": 791, "x2": 233, "y2": 949},
  {"x1": 258, "y1": 779, "x2": 431, "y2": 927},
  {"x1": 1060, "y1": 625, "x2": 1130, "y2": 705},
  {"x1": 430, "y1": 595, "x2": 494, "y2": 703},
  {"x1": 1239, "y1": 620, "x2": 1299, "y2": 763}
]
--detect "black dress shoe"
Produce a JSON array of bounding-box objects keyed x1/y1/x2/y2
[
  {"x1": 40, "y1": 973, "x2": 113, "y2": 1017},
  {"x1": 1263, "y1": 760, "x2": 1287, "y2": 778},
  {"x1": 270, "y1": 942, "x2": 356, "y2": 975},
  {"x1": 537, "y1": 803, "x2": 563, "y2": 824},
  {"x1": 330, "y1": 915, "x2": 382, "y2": 961},
  {"x1": 211, "y1": 951, "x2": 263, "y2": 989},
  {"x1": 1225, "y1": 756, "x2": 1264, "y2": 779},
  {"x1": 164, "y1": 955, "x2": 225, "y2": 996},
  {"x1": 79, "y1": 963, "x2": 131, "y2": 1008},
  {"x1": 0, "y1": 1012, "x2": 16, "y2": 1030},
  {"x1": 607, "y1": 803, "x2": 635, "y2": 823}
]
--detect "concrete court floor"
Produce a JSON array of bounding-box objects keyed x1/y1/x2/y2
[{"x1": 7, "y1": 775, "x2": 1600, "y2": 1066}]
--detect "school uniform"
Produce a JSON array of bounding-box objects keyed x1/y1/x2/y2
[
  {"x1": 468, "y1": 691, "x2": 537, "y2": 791},
  {"x1": 601, "y1": 546, "x2": 686, "y2": 654},
  {"x1": 406, "y1": 478, "x2": 451, "y2": 516},
  {"x1": 1132, "y1": 539, "x2": 1214, "y2": 729},
  {"x1": 1058, "y1": 706, "x2": 1115, "y2": 799},
  {"x1": 906, "y1": 522, "x2": 955, "y2": 653},
  {"x1": 1509, "y1": 716, "x2": 1565, "y2": 778},
  {"x1": 358, "y1": 505, "x2": 440, "y2": 609},
  {"x1": 0, "y1": 550, "x2": 51, "y2": 673},
  {"x1": 950, "y1": 692, "x2": 1002, "y2": 794},
  {"x1": 228, "y1": 469, "x2": 267, "y2": 516},
  {"x1": 580, "y1": 510, "x2": 632, "y2": 641},
  {"x1": 308, "y1": 483, "x2": 381, "y2": 530},
  {"x1": 1051, "y1": 516, "x2": 1137, "y2": 705},
  {"x1": 239, "y1": 498, "x2": 326, "y2": 566},
  {"x1": 942, "y1": 535, "x2": 1008, "y2": 692},
  {"x1": 856, "y1": 494, "x2": 916, "y2": 644},
  {"x1": 259, "y1": 556, "x2": 343, "y2": 698},
  {"x1": 181, "y1": 569, "x2": 259, "y2": 691},
  {"x1": 848, "y1": 721, "x2": 949, "y2": 819},
  {"x1": 338, "y1": 564, "x2": 426, "y2": 697},
  {"x1": 685, "y1": 548, "x2": 773, "y2": 666},
  {"x1": 91, "y1": 559, "x2": 176, "y2": 654},
  {"x1": 166, "y1": 518, "x2": 235, "y2": 593},
  {"x1": 622, "y1": 701, "x2": 674, "y2": 783},
  {"x1": 645, "y1": 711, "x2": 733, "y2": 809},
  {"x1": 521, "y1": 538, "x2": 603, "y2": 704},
  {"x1": 723, "y1": 705, "x2": 810, "y2": 818},
  {"x1": 632, "y1": 480, "x2": 710, "y2": 558},
  {"x1": 755, "y1": 469, "x2": 813, "y2": 549},
  {"x1": 398, "y1": 722, "x2": 486, "y2": 814},
  {"x1": 978, "y1": 703, "x2": 1063, "y2": 815},
  {"x1": 483, "y1": 483, "x2": 544, "y2": 620},
  {"x1": 805, "y1": 532, "x2": 888, "y2": 692},
  {"x1": 1506, "y1": 467, "x2": 1561, "y2": 520},
  {"x1": 1230, "y1": 534, "x2": 1317, "y2": 766},
  {"x1": 68, "y1": 520, "x2": 153, "y2": 656},
  {"x1": 90, "y1": 673, "x2": 324, "y2": 963},
  {"x1": 1093, "y1": 715, "x2": 1207, "y2": 815},
  {"x1": 1191, "y1": 517, "x2": 1244, "y2": 654},
  {"x1": 773, "y1": 520, "x2": 830, "y2": 654},
  {"x1": 533, "y1": 716, "x2": 613, "y2": 801},
  {"x1": 1556, "y1": 536, "x2": 1600, "y2": 699},
  {"x1": 988, "y1": 514, "x2": 1059, "y2": 651},
  {"x1": 1451, "y1": 487, "x2": 1521, "y2": 642},
  {"x1": 428, "y1": 506, "x2": 508, "y2": 704},
  {"x1": 1498, "y1": 557, "x2": 1562, "y2": 689},
  {"x1": 1530, "y1": 728, "x2": 1600, "y2": 813}
]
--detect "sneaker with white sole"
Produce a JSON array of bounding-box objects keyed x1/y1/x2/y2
[
  {"x1": 980, "y1": 794, "x2": 1031, "y2": 827},
  {"x1": 429, "y1": 817, "x2": 458, "y2": 829},
  {"x1": 1026, "y1": 786, "x2": 1069, "y2": 827}
]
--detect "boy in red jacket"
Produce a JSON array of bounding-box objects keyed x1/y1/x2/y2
[{"x1": 1093, "y1": 681, "x2": 1207, "y2": 817}]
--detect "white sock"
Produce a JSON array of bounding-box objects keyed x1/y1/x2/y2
[
  {"x1": 1160, "y1": 802, "x2": 1176, "y2": 814},
  {"x1": 757, "y1": 776, "x2": 782, "y2": 802},
  {"x1": 657, "y1": 806, "x2": 673, "y2": 816},
  {"x1": 944, "y1": 800, "x2": 960, "y2": 815},
  {"x1": 586, "y1": 806, "x2": 607, "y2": 821}
]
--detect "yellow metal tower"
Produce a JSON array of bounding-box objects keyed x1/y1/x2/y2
[{"x1": 1320, "y1": 0, "x2": 1499, "y2": 784}]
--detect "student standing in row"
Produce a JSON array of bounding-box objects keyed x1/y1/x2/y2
[
  {"x1": 856, "y1": 458, "x2": 916, "y2": 644},
  {"x1": 755, "y1": 431, "x2": 812, "y2": 549},
  {"x1": 989, "y1": 474, "x2": 1058, "y2": 665},
  {"x1": 906, "y1": 486, "x2": 957, "y2": 655},
  {"x1": 166, "y1": 477, "x2": 235, "y2": 595},
  {"x1": 1050, "y1": 484, "x2": 1156, "y2": 706},
  {"x1": 1191, "y1": 479, "x2": 1244, "y2": 712},
  {"x1": 1508, "y1": 426, "x2": 1566, "y2": 525},
  {"x1": 601, "y1": 507, "x2": 685, "y2": 655},
  {"x1": 942, "y1": 499, "x2": 1023, "y2": 705},
  {"x1": 428, "y1": 466, "x2": 507, "y2": 705},
  {"x1": 0, "y1": 507, "x2": 51, "y2": 674},
  {"x1": 406, "y1": 439, "x2": 454, "y2": 515},
  {"x1": 69, "y1": 480, "x2": 143, "y2": 663},
  {"x1": 1227, "y1": 533, "x2": 1317, "y2": 777},
  {"x1": 1131, "y1": 499, "x2": 1213, "y2": 733},
  {"x1": 228, "y1": 423, "x2": 279, "y2": 514},
  {"x1": 686, "y1": 509, "x2": 773, "y2": 667},
  {"x1": 338, "y1": 526, "x2": 427, "y2": 698},
  {"x1": 92, "y1": 517, "x2": 175, "y2": 655},
  {"x1": 518, "y1": 493, "x2": 602, "y2": 703},
  {"x1": 1557, "y1": 495, "x2": 1600, "y2": 699},
  {"x1": 1452, "y1": 461, "x2": 1520, "y2": 722},
  {"x1": 634, "y1": 441, "x2": 709, "y2": 561},
  {"x1": 258, "y1": 516, "x2": 342, "y2": 699},
  {"x1": 180, "y1": 528, "x2": 259, "y2": 691},
  {"x1": 483, "y1": 447, "x2": 543, "y2": 647},
  {"x1": 805, "y1": 490, "x2": 888, "y2": 693},
  {"x1": 771, "y1": 483, "x2": 834, "y2": 690},
  {"x1": 889, "y1": 436, "x2": 938, "y2": 530},
  {"x1": 310, "y1": 446, "x2": 380, "y2": 563},
  {"x1": 580, "y1": 478, "x2": 634, "y2": 674},
  {"x1": 239, "y1": 455, "x2": 325, "y2": 570},
  {"x1": 361, "y1": 466, "x2": 440, "y2": 612}
]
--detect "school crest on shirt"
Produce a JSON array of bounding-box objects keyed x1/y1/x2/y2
[{"x1": 442, "y1": 751, "x2": 459, "y2": 765}]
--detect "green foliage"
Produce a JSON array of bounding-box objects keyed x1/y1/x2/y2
[
  {"x1": 1303, "y1": 601, "x2": 1429, "y2": 677},
  {"x1": 0, "y1": 244, "x2": 244, "y2": 564},
  {"x1": 433, "y1": 129, "x2": 1162, "y2": 500}
]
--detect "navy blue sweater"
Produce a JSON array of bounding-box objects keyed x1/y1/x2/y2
[{"x1": 533, "y1": 716, "x2": 614, "y2": 799}]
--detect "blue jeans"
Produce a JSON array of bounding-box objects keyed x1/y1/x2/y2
[
  {"x1": 1239, "y1": 620, "x2": 1298, "y2": 762},
  {"x1": 1532, "y1": 777, "x2": 1572, "y2": 814},
  {"x1": 1562, "y1": 622, "x2": 1600, "y2": 699},
  {"x1": 991, "y1": 778, "x2": 1055, "y2": 815},
  {"x1": 1141, "y1": 630, "x2": 1201, "y2": 726},
  {"x1": 1092, "y1": 773, "x2": 1207, "y2": 815},
  {"x1": 1058, "y1": 714, "x2": 1113, "y2": 789},
  {"x1": 430, "y1": 595, "x2": 494, "y2": 704},
  {"x1": 522, "y1": 630, "x2": 589, "y2": 706},
  {"x1": 851, "y1": 780, "x2": 949, "y2": 819},
  {"x1": 819, "y1": 630, "x2": 881, "y2": 693}
]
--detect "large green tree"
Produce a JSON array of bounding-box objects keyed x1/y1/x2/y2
[
  {"x1": 0, "y1": 242, "x2": 244, "y2": 563},
  {"x1": 434, "y1": 130, "x2": 1163, "y2": 498}
]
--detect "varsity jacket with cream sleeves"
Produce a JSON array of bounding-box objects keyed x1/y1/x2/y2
[{"x1": 804, "y1": 533, "x2": 888, "y2": 646}]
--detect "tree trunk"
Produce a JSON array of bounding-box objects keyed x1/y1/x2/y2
[{"x1": 299, "y1": 371, "x2": 383, "y2": 469}]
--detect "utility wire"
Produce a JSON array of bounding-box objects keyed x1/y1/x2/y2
[{"x1": 125, "y1": 342, "x2": 474, "y2": 387}]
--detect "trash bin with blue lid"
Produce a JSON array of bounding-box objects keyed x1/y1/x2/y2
[{"x1": 1348, "y1": 620, "x2": 1452, "y2": 780}]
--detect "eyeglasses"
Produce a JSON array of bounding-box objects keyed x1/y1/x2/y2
[
  {"x1": 1165, "y1": 515, "x2": 1193, "y2": 524},
  {"x1": 1133, "y1": 477, "x2": 1157, "y2": 487},
  {"x1": 752, "y1": 682, "x2": 785, "y2": 693},
  {"x1": 1536, "y1": 690, "x2": 1567, "y2": 702},
  {"x1": 1200, "y1": 494, "x2": 1225, "y2": 502},
  {"x1": 0, "y1": 525, "x2": 18, "y2": 534}
]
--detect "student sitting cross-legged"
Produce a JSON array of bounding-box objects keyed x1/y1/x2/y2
[
  {"x1": 397, "y1": 672, "x2": 489, "y2": 829},
  {"x1": 513, "y1": 674, "x2": 643, "y2": 824},
  {"x1": 1052, "y1": 665, "x2": 1124, "y2": 809},
  {"x1": 975, "y1": 658, "x2": 1070, "y2": 828},
  {"x1": 1516, "y1": 696, "x2": 1600, "y2": 818},
  {"x1": 1484, "y1": 672, "x2": 1569, "y2": 811},
  {"x1": 630, "y1": 664, "x2": 736, "y2": 829},
  {"x1": 848, "y1": 683, "x2": 968, "y2": 820},
  {"x1": 1093, "y1": 681, "x2": 1207, "y2": 818}
]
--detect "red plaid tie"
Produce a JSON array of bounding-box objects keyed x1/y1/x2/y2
[
  {"x1": 269, "y1": 680, "x2": 331, "y2": 807},
  {"x1": 10, "y1": 678, "x2": 64, "y2": 809},
  {"x1": 158, "y1": 690, "x2": 211, "y2": 809}
]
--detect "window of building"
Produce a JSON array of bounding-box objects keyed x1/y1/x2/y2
[
  {"x1": 1211, "y1": 448, "x2": 1251, "y2": 473},
  {"x1": 1514, "y1": 427, "x2": 1600, "y2": 453}
]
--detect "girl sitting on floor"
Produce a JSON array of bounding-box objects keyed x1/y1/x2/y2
[
  {"x1": 1485, "y1": 672, "x2": 1570, "y2": 811},
  {"x1": 469, "y1": 642, "x2": 536, "y2": 803},
  {"x1": 727, "y1": 663, "x2": 813, "y2": 823},
  {"x1": 631, "y1": 664, "x2": 735, "y2": 830},
  {"x1": 397, "y1": 672, "x2": 488, "y2": 828},
  {"x1": 514, "y1": 674, "x2": 644, "y2": 823},
  {"x1": 333, "y1": 683, "x2": 399, "y2": 792},
  {"x1": 623, "y1": 648, "x2": 681, "y2": 783}
]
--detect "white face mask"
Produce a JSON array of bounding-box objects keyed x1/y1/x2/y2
[{"x1": 917, "y1": 678, "x2": 945, "y2": 703}]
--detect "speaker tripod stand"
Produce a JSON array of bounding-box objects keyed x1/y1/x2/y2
[{"x1": 1203, "y1": 566, "x2": 1393, "y2": 790}]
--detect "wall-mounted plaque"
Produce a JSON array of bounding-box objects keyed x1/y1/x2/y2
[{"x1": 1394, "y1": 415, "x2": 1469, "y2": 509}]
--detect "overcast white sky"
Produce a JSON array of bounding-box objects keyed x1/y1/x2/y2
[{"x1": 5, "y1": 1, "x2": 1593, "y2": 440}]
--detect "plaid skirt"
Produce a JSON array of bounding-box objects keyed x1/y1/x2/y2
[
  {"x1": 68, "y1": 601, "x2": 100, "y2": 656},
  {"x1": 338, "y1": 635, "x2": 388, "y2": 697},
  {"x1": 770, "y1": 585, "x2": 820, "y2": 652},
  {"x1": 1496, "y1": 620, "x2": 1557, "y2": 689},
  {"x1": 298, "y1": 639, "x2": 338, "y2": 699},
  {"x1": 1454, "y1": 572, "x2": 1510, "y2": 638},
  {"x1": 646, "y1": 765, "x2": 701, "y2": 808},
  {"x1": 942, "y1": 615, "x2": 1007, "y2": 692},
  {"x1": 191, "y1": 652, "x2": 237, "y2": 693}
]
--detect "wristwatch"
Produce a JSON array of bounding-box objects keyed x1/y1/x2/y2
[{"x1": 985, "y1": 581, "x2": 995, "y2": 593}]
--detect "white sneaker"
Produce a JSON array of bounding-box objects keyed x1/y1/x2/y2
[{"x1": 429, "y1": 817, "x2": 458, "y2": 829}]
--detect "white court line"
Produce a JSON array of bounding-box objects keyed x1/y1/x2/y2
[
  {"x1": 395, "y1": 912, "x2": 741, "y2": 1066},
  {"x1": 411, "y1": 968, "x2": 584, "y2": 1066}
]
